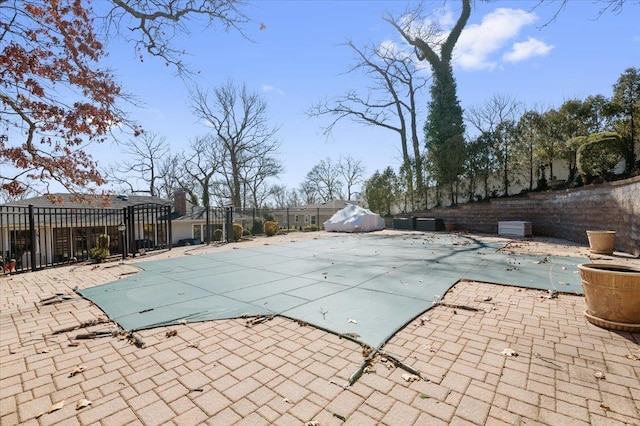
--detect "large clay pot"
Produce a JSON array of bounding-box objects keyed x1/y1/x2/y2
[
  {"x1": 578, "y1": 263, "x2": 640, "y2": 332},
  {"x1": 586, "y1": 230, "x2": 616, "y2": 255}
]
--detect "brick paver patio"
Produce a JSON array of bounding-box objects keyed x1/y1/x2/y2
[{"x1": 1, "y1": 237, "x2": 639, "y2": 425}]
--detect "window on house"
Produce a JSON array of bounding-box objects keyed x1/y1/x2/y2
[
  {"x1": 295, "y1": 215, "x2": 299, "y2": 223},
  {"x1": 311, "y1": 216, "x2": 316, "y2": 225}
]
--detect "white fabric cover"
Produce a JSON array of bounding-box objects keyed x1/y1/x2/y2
[{"x1": 324, "y1": 204, "x2": 385, "y2": 233}]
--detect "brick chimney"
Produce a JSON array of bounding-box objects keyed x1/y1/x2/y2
[{"x1": 174, "y1": 190, "x2": 187, "y2": 217}]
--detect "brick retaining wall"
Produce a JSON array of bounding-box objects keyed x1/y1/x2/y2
[{"x1": 410, "y1": 176, "x2": 640, "y2": 256}]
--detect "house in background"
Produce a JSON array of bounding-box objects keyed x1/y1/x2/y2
[
  {"x1": 270, "y1": 200, "x2": 365, "y2": 230},
  {"x1": 0, "y1": 194, "x2": 171, "y2": 271}
]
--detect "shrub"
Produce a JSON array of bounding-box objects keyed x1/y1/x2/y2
[
  {"x1": 252, "y1": 219, "x2": 264, "y2": 235},
  {"x1": 213, "y1": 228, "x2": 223, "y2": 242},
  {"x1": 264, "y1": 221, "x2": 278, "y2": 236},
  {"x1": 575, "y1": 132, "x2": 625, "y2": 184},
  {"x1": 232, "y1": 223, "x2": 243, "y2": 242},
  {"x1": 89, "y1": 247, "x2": 110, "y2": 263},
  {"x1": 89, "y1": 234, "x2": 110, "y2": 262},
  {"x1": 96, "y1": 233, "x2": 110, "y2": 249},
  {"x1": 303, "y1": 225, "x2": 318, "y2": 232},
  {"x1": 243, "y1": 228, "x2": 252, "y2": 236}
]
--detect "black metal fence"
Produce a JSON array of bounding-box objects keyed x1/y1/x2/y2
[
  {"x1": 198, "y1": 207, "x2": 350, "y2": 244},
  {"x1": 0, "y1": 203, "x2": 171, "y2": 274}
]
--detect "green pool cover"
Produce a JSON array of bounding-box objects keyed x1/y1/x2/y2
[{"x1": 79, "y1": 233, "x2": 585, "y2": 349}]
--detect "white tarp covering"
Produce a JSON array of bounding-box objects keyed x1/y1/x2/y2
[{"x1": 324, "y1": 204, "x2": 385, "y2": 233}]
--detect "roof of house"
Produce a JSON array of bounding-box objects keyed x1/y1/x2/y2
[
  {"x1": 276, "y1": 199, "x2": 364, "y2": 211},
  {"x1": 2, "y1": 193, "x2": 171, "y2": 209}
]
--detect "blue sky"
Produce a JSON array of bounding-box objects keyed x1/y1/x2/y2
[{"x1": 92, "y1": 0, "x2": 639, "y2": 196}]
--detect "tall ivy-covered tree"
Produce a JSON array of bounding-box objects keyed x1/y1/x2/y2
[{"x1": 386, "y1": 0, "x2": 471, "y2": 197}]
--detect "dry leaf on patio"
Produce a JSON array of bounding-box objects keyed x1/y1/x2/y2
[
  {"x1": 305, "y1": 421, "x2": 320, "y2": 426},
  {"x1": 594, "y1": 371, "x2": 606, "y2": 380},
  {"x1": 401, "y1": 373, "x2": 420, "y2": 382},
  {"x1": 187, "y1": 342, "x2": 199, "y2": 348},
  {"x1": 626, "y1": 354, "x2": 640, "y2": 361},
  {"x1": 165, "y1": 330, "x2": 178, "y2": 338},
  {"x1": 48, "y1": 400, "x2": 65, "y2": 413},
  {"x1": 75, "y1": 399, "x2": 92, "y2": 410},
  {"x1": 599, "y1": 403, "x2": 611, "y2": 411},
  {"x1": 68, "y1": 365, "x2": 86, "y2": 377},
  {"x1": 362, "y1": 347, "x2": 372, "y2": 357},
  {"x1": 283, "y1": 397, "x2": 293, "y2": 404},
  {"x1": 178, "y1": 319, "x2": 188, "y2": 325},
  {"x1": 502, "y1": 348, "x2": 518, "y2": 357}
]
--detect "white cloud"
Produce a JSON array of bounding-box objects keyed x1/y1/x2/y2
[
  {"x1": 262, "y1": 84, "x2": 284, "y2": 95},
  {"x1": 503, "y1": 37, "x2": 554, "y2": 62},
  {"x1": 455, "y1": 8, "x2": 537, "y2": 70}
]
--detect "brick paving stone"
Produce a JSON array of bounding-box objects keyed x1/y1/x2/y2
[
  {"x1": 172, "y1": 406, "x2": 209, "y2": 426},
  {"x1": 455, "y1": 394, "x2": 491, "y2": 424},
  {"x1": 380, "y1": 400, "x2": 420, "y2": 426},
  {"x1": 206, "y1": 407, "x2": 242, "y2": 426}
]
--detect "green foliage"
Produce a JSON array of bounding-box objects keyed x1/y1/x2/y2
[
  {"x1": 612, "y1": 67, "x2": 640, "y2": 172},
  {"x1": 303, "y1": 225, "x2": 318, "y2": 232},
  {"x1": 425, "y1": 65, "x2": 466, "y2": 193},
  {"x1": 252, "y1": 219, "x2": 264, "y2": 235},
  {"x1": 213, "y1": 228, "x2": 223, "y2": 242},
  {"x1": 89, "y1": 247, "x2": 110, "y2": 263},
  {"x1": 264, "y1": 221, "x2": 278, "y2": 236},
  {"x1": 243, "y1": 228, "x2": 252, "y2": 236},
  {"x1": 90, "y1": 234, "x2": 111, "y2": 262},
  {"x1": 232, "y1": 223, "x2": 243, "y2": 242},
  {"x1": 96, "y1": 234, "x2": 110, "y2": 249},
  {"x1": 576, "y1": 132, "x2": 625, "y2": 183},
  {"x1": 364, "y1": 167, "x2": 399, "y2": 216},
  {"x1": 262, "y1": 212, "x2": 275, "y2": 222}
]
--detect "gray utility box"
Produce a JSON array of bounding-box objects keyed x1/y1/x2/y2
[
  {"x1": 393, "y1": 217, "x2": 415, "y2": 230},
  {"x1": 415, "y1": 218, "x2": 444, "y2": 232},
  {"x1": 498, "y1": 221, "x2": 532, "y2": 238}
]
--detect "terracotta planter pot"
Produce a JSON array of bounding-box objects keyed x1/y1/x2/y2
[
  {"x1": 578, "y1": 263, "x2": 640, "y2": 332},
  {"x1": 586, "y1": 230, "x2": 616, "y2": 255},
  {"x1": 444, "y1": 222, "x2": 455, "y2": 232}
]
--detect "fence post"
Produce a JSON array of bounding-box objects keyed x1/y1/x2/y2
[
  {"x1": 205, "y1": 206, "x2": 211, "y2": 244},
  {"x1": 286, "y1": 208, "x2": 289, "y2": 231},
  {"x1": 167, "y1": 205, "x2": 173, "y2": 249},
  {"x1": 225, "y1": 207, "x2": 233, "y2": 242},
  {"x1": 317, "y1": 208, "x2": 320, "y2": 232},
  {"x1": 28, "y1": 205, "x2": 37, "y2": 271}
]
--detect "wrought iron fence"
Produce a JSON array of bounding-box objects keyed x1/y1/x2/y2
[{"x1": 0, "y1": 203, "x2": 171, "y2": 274}]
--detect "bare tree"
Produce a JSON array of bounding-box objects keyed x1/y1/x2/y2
[
  {"x1": 190, "y1": 81, "x2": 280, "y2": 207},
  {"x1": 466, "y1": 94, "x2": 521, "y2": 135},
  {"x1": 304, "y1": 158, "x2": 344, "y2": 202},
  {"x1": 308, "y1": 39, "x2": 429, "y2": 208},
  {"x1": 298, "y1": 180, "x2": 319, "y2": 205},
  {"x1": 103, "y1": 0, "x2": 249, "y2": 74},
  {"x1": 239, "y1": 143, "x2": 284, "y2": 208},
  {"x1": 179, "y1": 135, "x2": 221, "y2": 209},
  {"x1": 337, "y1": 155, "x2": 365, "y2": 200},
  {"x1": 103, "y1": 132, "x2": 170, "y2": 196}
]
